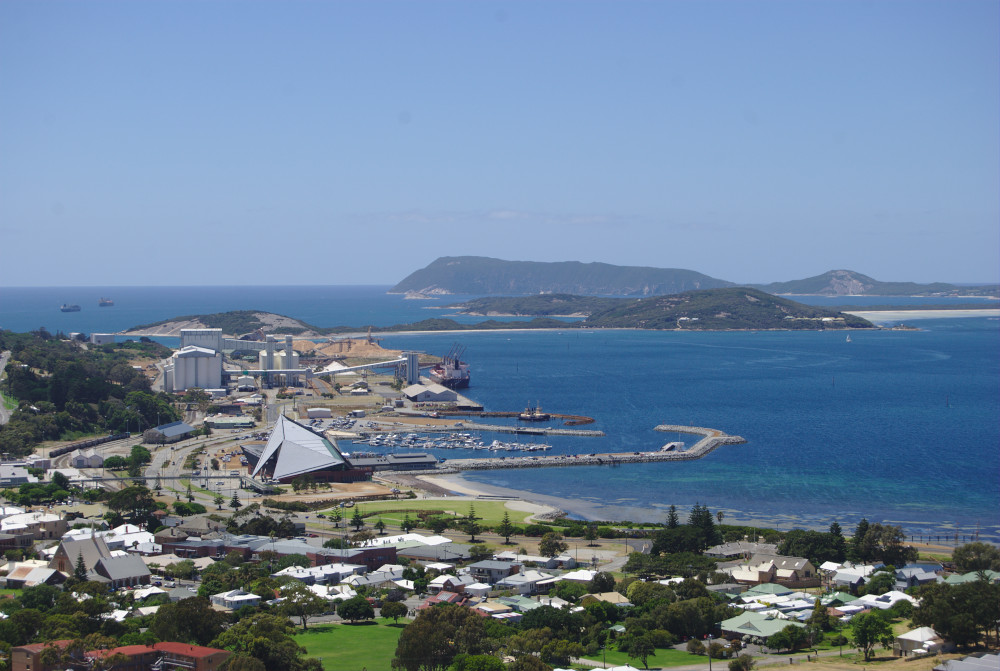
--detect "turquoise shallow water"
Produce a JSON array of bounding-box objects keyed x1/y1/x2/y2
[{"x1": 2, "y1": 286, "x2": 997, "y2": 541}]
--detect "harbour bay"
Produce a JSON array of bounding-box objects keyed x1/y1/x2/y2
[{"x1": 1, "y1": 285, "x2": 997, "y2": 542}]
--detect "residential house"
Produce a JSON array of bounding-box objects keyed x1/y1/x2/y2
[
  {"x1": 496, "y1": 570, "x2": 558, "y2": 596},
  {"x1": 5, "y1": 561, "x2": 66, "y2": 589},
  {"x1": 1, "y1": 511, "x2": 67, "y2": 540},
  {"x1": 419, "y1": 590, "x2": 469, "y2": 609},
  {"x1": 12, "y1": 641, "x2": 230, "y2": 671},
  {"x1": 469, "y1": 560, "x2": 521, "y2": 585},
  {"x1": 719, "y1": 610, "x2": 807, "y2": 639},
  {"x1": 428, "y1": 574, "x2": 477, "y2": 595},
  {"x1": 894, "y1": 627, "x2": 944, "y2": 657},
  {"x1": 210, "y1": 589, "x2": 261, "y2": 610},
  {"x1": 705, "y1": 541, "x2": 778, "y2": 559},
  {"x1": 580, "y1": 592, "x2": 632, "y2": 607}
]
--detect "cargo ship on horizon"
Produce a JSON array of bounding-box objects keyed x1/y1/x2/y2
[{"x1": 99, "y1": 297, "x2": 114, "y2": 307}]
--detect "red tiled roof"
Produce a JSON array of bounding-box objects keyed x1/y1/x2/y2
[
  {"x1": 88, "y1": 645, "x2": 156, "y2": 658},
  {"x1": 14, "y1": 640, "x2": 73, "y2": 653},
  {"x1": 153, "y1": 642, "x2": 230, "y2": 658}
]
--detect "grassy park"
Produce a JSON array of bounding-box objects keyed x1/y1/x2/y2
[
  {"x1": 316, "y1": 498, "x2": 537, "y2": 527},
  {"x1": 293, "y1": 619, "x2": 408, "y2": 671}
]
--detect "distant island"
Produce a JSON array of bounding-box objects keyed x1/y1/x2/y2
[
  {"x1": 390, "y1": 256, "x2": 1000, "y2": 298},
  {"x1": 126, "y1": 288, "x2": 874, "y2": 336}
]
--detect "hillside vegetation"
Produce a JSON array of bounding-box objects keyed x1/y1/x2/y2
[
  {"x1": 392, "y1": 257, "x2": 999, "y2": 298},
  {"x1": 584, "y1": 287, "x2": 873, "y2": 330},
  {"x1": 390, "y1": 256, "x2": 733, "y2": 296},
  {"x1": 752, "y1": 269, "x2": 999, "y2": 297}
]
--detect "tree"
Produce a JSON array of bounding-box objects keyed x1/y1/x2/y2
[
  {"x1": 952, "y1": 542, "x2": 1000, "y2": 572},
  {"x1": 186, "y1": 483, "x2": 194, "y2": 502},
  {"x1": 381, "y1": 600, "x2": 408, "y2": 623},
  {"x1": 74, "y1": 552, "x2": 88, "y2": 581},
  {"x1": 628, "y1": 634, "x2": 656, "y2": 669},
  {"x1": 469, "y1": 543, "x2": 491, "y2": 561},
  {"x1": 588, "y1": 572, "x2": 616, "y2": 594},
  {"x1": 913, "y1": 580, "x2": 1000, "y2": 648},
  {"x1": 850, "y1": 610, "x2": 893, "y2": 662},
  {"x1": 150, "y1": 596, "x2": 227, "y2": 646},
  {"x1": 375, "y1": 517, "x2": 387, "y2": 535},
  {"x1": 351, "y1": 507, "x2": 365, "y2": 531},
  {"x1": 214, "y1": 493, "x2": 225, "y2": 510},
  {"x1": 107, "y1": 485, "x2": 157, "y2": 528},
  {"x1": 211, "y1": 613, "x2": 320, "y2": 671},
  {"x1": 401, "y1": 512, "x2": 414, "y2": 533},
  {"x1": 539, "y1": 532, "x2": 568, "y2": 558},
  {"x1": 862, "y1": 570, "x2": 896, "y2": 596},
  {"x1": 584, "y1": 523, "x2": 598, "y2": 546},
  {"x1": 330, "y1": 507, "x2": 342, "y2": 528},
  {"x1": 280, "y1": 581, "x2": 328, "y2": 630},
  {"x1": 393, "y1": 604, "x2": 492, "y2": 671},
  {"x1": 230, "y1": 492, "x2": 242, "y2": 510},
  {"x1": 497, "y1": 511, "x2": 515, "y2": 544},
  {"x1": 450, "y1": 655, "x2": 505, "y2": 671},
  {"x1": 729, "y1": 654, "x2": 756, "y2": 671},
  {"x1": 337, "y1": 595, "x2": 375, "y2": 623},
  {"x1": 666, "y1": 504, "x2": 679, "y2": 528},
  {"x1": 507, "y1": 656, "x2": 551, "y2": 671}
]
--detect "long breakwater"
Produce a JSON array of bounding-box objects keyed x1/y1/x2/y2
[{"x1": 422, "y1": 425, "x2": 746, "y2": 473}]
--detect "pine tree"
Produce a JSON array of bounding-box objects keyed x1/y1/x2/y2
[
  {"x1": 497, "y1": 511, "x2": 515, "y2": 545},
  {"x1": 74, "y1": 552, "x2": 88, "y2": 581},
  {"x1": 229, "y1": 492, "x2": 242, "y2": 510},
  {"x1": 375, "y1": 518, "x2": 386, "y2": 535},
  {"x1": 401, "y1": 513, "x2": 414, "y2": 533},
  {"x1": 666, "y1": 505, "x2": 679, "y2": 528},
  {"x1": 351, "y1": 507, "x2": 364, "y2": 531}
]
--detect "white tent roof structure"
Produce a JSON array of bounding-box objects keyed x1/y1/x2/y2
[{"x1": 252, "y1": 415, "x2": 346, "y2": 480}]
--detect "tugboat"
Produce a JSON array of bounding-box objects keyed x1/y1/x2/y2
[
  {"x1": 60, "y1": 304, "x2": 81, "y2": 312},
  {"x1": 429, "y1": 344, "x2": 470, "y2": 389},
  {"x1": 98, "y1": 297, "x2": 114, "y2": 307},
  {"x1": 519, "y1": 402, "x2": 550, "y2": 422}
]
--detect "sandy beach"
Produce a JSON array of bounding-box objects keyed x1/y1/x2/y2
[{"x1": 846, "y1": 308, "x2": 999, "y2": 322}]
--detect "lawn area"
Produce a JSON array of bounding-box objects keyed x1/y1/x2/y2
[
  {"x1": 582, "y1": 645, "x2": 705, "y2": 668},
  {"x1": 293, "y1": 618, "x2": 408, "y2": 671},
  {"x1": 317, "y1": 499, "x2": 536, "y2": 526}
]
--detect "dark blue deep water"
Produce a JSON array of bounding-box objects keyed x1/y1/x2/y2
[{"x1": 2, "y1": 286, "x2": 997, "y2": 541}]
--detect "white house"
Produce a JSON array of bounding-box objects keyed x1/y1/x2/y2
[
  {"x1": 894, "y1": 627, "x2": 943, "y2": 657},
  {"x1": 210, "y1": 589, "x2": 261, "y2": 610}
]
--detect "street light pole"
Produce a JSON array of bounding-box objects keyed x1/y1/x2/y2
[{"x1": 707, "y1": 634, "x2": 713, "y2": 671}]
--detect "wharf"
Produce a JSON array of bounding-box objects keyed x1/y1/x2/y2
[
  {"x1": 456, "y1": 421, "x2": 604, "y2": 437},
  {"x1": 401, "y1": 425, "x2": 746, "y2": 473}
]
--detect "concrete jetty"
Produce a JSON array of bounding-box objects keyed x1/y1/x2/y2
[
  {"x1": 456, "y1": 421, "x2": 604, "y2": 437},
  {"x1": 400, "y1": 424, "x2": 746, "y2": 473}
]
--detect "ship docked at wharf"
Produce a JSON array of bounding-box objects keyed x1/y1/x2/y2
[{"x1": 429, "y1": 344, "x2": 471, "y2": 389}]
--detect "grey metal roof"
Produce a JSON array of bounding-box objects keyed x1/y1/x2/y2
[
  {"x1": 97, "y1": 555, "x2": 150, "y2": 581},
  {"x1": 155, "y1": 421, "x2": 195, "y2": 438}
]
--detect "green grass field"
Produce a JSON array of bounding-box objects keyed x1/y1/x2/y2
[
  {"x1": 293, "y1": 619, "x2": 408, "y2": 671},
  {"x1": 316, "y1": 499, "x2": 535, "y2": 527},
  {"x1": 582, "y1": 645, "x2": 706, "y2": 668}
]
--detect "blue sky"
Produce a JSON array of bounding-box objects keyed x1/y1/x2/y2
[{"x1": 1, "y1": 1, "x2": 997, "y2": 286}]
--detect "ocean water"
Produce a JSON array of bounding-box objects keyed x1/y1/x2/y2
[
  {"x1": 1, "y1": 286, "x2": 997, "y2": 541},
  {"x1": 381, "y1": 320, "x2": 1000, "y2": 542}
]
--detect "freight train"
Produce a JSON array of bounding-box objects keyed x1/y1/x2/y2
[{"x1": 48, "y1": 432, "x2": 131, "y2": 458}]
